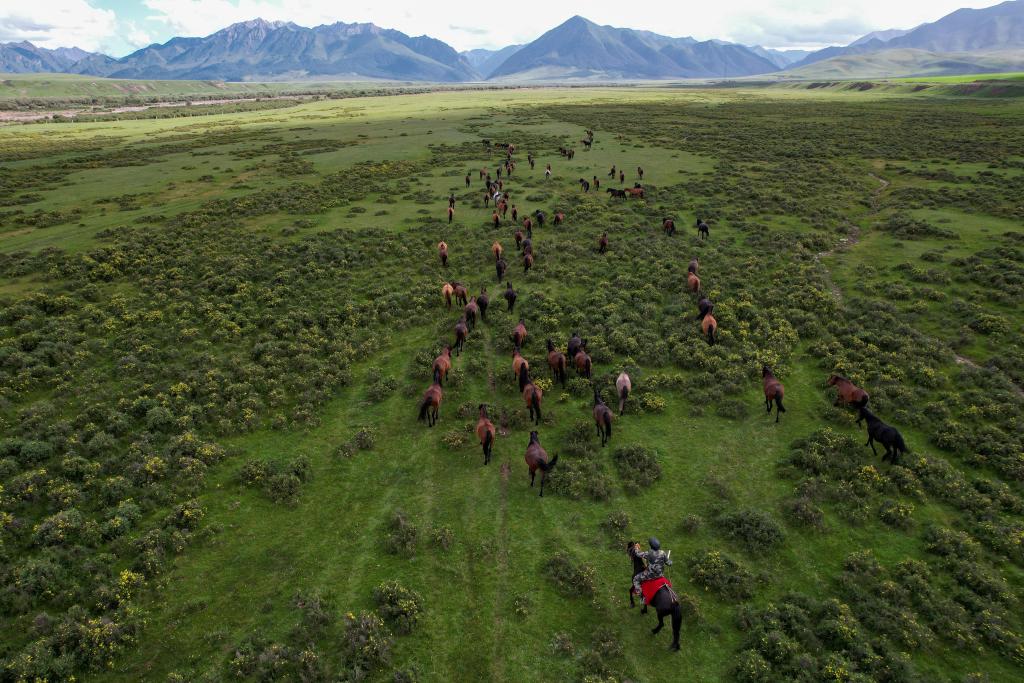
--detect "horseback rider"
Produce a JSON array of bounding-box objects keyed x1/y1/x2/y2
[{"x1": 632, "y1": 537, "x2": 672, "y2": 602}]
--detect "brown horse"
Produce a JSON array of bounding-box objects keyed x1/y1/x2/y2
[
  {"x1": 701, "y1": 312, "x2": 717, "y2": 346},
  {"x1": 418, "y1": 369, "x2": 444, "y2": 427},
  {"x1": 448, "y1": 207, "x2": 454, "y2": 224},
  {"x1": 522, "y1": 217, "x2": 533, "y2": 238},
  {"x1": 593, "y1": 389, "x2": 614, "y2": 447},
  {"x1": 514, "y1": 228, "x2": 524, "y2": 250},
  {"x1": 574, "y1": 347, "x2": 592, "y2": 379},
  {"x1": 465, "y1": 297, "x2": 479, "y2": 331},
  {"x1": 598, "y1": 232, "x2": 609, "y2": 254},
  {"x1": 762, "y1": 366, "x2": 786, "y2": 423},
  {"x1": 520, "y1": 367, "x2": 544, "y2": 426},
  {"x1": 432, "y1": 346, "x2": 452, "y2": 385},
  {"x1": 492, "y1": 240, "x2": 503, "y2": 261},
  {"x1": 477, "y1": 287, "x2": 489, "y2": 321},
  {"x1": 523, "y1": 252, "x2": 533, "y2": 274},
  {"x1": 522, "y1": 238, "x2": 533, "y2": 256},
  {"x1": 438, "y1": 241, "x2": 448, "y2": 268},
  {"x1": 524, "y1": 430, "x2": 557, "y2": 496},
  {"x1": 696, "y1": 298, "x2": 713, "y2": 321},
  {"x1": 663, "y1": 218, "x2": 675, "y2": 236},
  {"x1": 512, "y1": 319, "x2": 528, "y2": 348},
  {"x1": 827, "y1": 374, "x2": 869, "y2": 408},
  {"x1": 513, "y1": 347, "x2": 530, "y2": 386},
  {"x1": 546, "y1": 339, "x2": 567, "y2": 386},
  {"x1": 492, "y1": 212, "x2": 500, "y2": 228},
  {"x1": 616, "y1": 371, "x2": 632, "y2": 415},
  {"x1": 625, "y1": 187, "x2": 644, "y2": 199},
  {"x1": 688, "y1": 258, "x2": 699, "y2": 276},
  {"x1": 441, "y1": 282, "x2": 454, "y2": 310},
  {"x1": 476, "y1": 404, "x2": 496, "y2": 465},
  {"x1": 454, "y1": 317, "x2": 468, "y2": 356},
  {"x1": 453, "y1": 283, "x2": 468, "y2": 307},
  {"x1": 567, "y1": 332, "x2": 583, "y2": 362},
  {"x1": 554, "y1": 212, "x2": 565, "y2": 226},
  {"x1": 496, "y1": 256, "x2": 508, "y2": 283},
  {"x1": 687, "y1": 272, "x2": 700, "y2": 294}
]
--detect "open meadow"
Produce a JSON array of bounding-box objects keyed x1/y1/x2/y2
[{"x1": 1, "y1": 85, "x2": 1023, "y2": 682}]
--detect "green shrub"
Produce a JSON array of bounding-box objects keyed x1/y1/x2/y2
[
  {"x1": 373, "y1": 581, "x2": 424, "y2": 634},
  {"x1": 612, "y1": 445, "x2": 661, "y2": 493},
  {"x1": 687, "y1": 549, "x2": 755, "y2": 601},
  {"x1": 714, "y1": 509, "x2": 785, "y2": 555}
]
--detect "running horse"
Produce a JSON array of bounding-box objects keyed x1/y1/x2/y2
[
  {"x1": 857, "y1": 406, "x2": 908, "y2": 464},
  {"x1": 827, "y1": 374, "x2": 869, "y2": 408},
  {"x1": 627, "y1": 542, "x2": 681, "y2": 651},
  {"x1": 432, "y1": 346, "x2": 452, "y2": 385},
  {"x1": 701, "y1": 312, "x2": 717, "y2": 346},
  {"x1": 417, "y1": 369, "x2": 444, "y2": 427},
  {"x1": 441, "y1": 282, "x2": 454, "y2": 310},
  {"x1": 524, "y1": 430, "x2": 557, "y2": 496},
  {"x1": 476, "y1": 404, "x2": 496, "y2": 465},
  {"x1": 616, "y1": 372, "x2": 632, "y2": 415},
  {"x1": 546, "y1": 339, "x2": 567, "y2": 386},
  {"x1": 593, "y1": 389, "x2": 614, "y2": 447},
  {"x1": 438, "y1": 241, "x2": 448, "y2": 267},
  {"x1": 520, "y1": 367, "x2": 544, "y2": 426},
  {"x1": 762, "y1": 366, "x2": 786, "y2": 423}
]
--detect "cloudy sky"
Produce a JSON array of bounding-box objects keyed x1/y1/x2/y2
[{"x1": 0, "y1": 0, "x2": 1007, "y2": 56}]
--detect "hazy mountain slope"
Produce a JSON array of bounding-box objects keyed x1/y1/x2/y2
[{"x1": 784, "y1": 47, "x2": 1024, "y2": 79}]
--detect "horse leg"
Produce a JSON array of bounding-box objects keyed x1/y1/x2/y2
[
  {"x1": 652, "y1": 611, "x2": 665, "y2": 635},
  {"x1": 539, "y1": 471, "x2": 545, "y2": 497},
  {"x1": 868, "y1": 437, "x2": 877, "y2": 457},
  {"x1": 530, "y1": 469, "x2": 535, "y2": 487},
  {"x1": 765, "y1": 398, "x2": 772, "y2": 414},
  {"x1": 670, "y1": 604, "x2": 682, "y2": 651}
]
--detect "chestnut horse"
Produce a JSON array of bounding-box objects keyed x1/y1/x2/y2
[
  {"x1": 511, "y1": 319, "x2": 528, "y2": 348},
  {"x1": 476, "y1": 404, "x2": 496, "y2": 465},
  {"x1": 520, "y1": 367, "x2": 544, "y2": 426},
  {"x1": 599, "y1": 232, "x2": 609, "y2": 254},
  {"x1": 513, "y1": 347, "x2": 529, "y2": 387},
  {"x1": 593, "y1": 389, "x2": 614, "y2": 447},
  {"x1": 442, "y1": 282, "x2": 454, "y2": 310},
  {"x1": 762, "y1": 366, "x2": 786, "y2": 423},
  {"x1": 687, "y1": 272, "x2": 700, "y2": 294},
  {"x1": 546, "y1": 339, "x2": 567, "y2": 386},
  {"x1": 417, "y1": 369, "x2": 443, "y2": 427},
  {"x1": 432, "y1": 346, "x2": 452, "y2": 385},
  {"x1": 625, "y1": 187, "x2": 644, "y2": 199},
  {"x1": 454, "y1": 317, "x2": 468, "y2": 356},
  {"x1": 574, "y1": 346, "x2": 592, "y2": 379},
  {"x1": 464, "y1": 297, "x2": 479, "y2": 331},
  {"x1": 554, "y1": 212, "x2": 565, "y2": 226},
  {"x1": 616, "y1": 371, "x2": 632, "y2": 415},
  {"x1": 524, "y1": 430, "x2": 558, "y2": 496},
  {"x1": 663, "y1": 218, "x2": 675, "y2": 236},
  {"x1": 492, "y1": 240, "x2": 503, "y2": 261},
  {"x1": 701, "y1": 313, "x2": 717, "y2": 346},
  {"x1": 523, "y1": 252, "x2": 534, "y2": 274},
  {"x1": 438, "y1": 241, "x2": 448, "y2": 267},
  {"x1": 827, "y1": 374, "x2": 869, "y2": 408},
  {"x1": 453, "y1": 283, "x2": 468, "y2": 307},
  {"x1": 515, "y1": 227, "x2": 524, "y2": 250}
]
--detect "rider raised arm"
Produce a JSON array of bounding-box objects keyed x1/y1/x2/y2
[{"x1": 632, "y1": 537, "x2": 672, "y2": 600}]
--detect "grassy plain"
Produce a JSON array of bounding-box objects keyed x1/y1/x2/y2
[{"x1": 1, "y1": 86, "x2": 1022, "y2": 682}]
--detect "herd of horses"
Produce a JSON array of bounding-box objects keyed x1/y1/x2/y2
[{"x1": 415, "y1": 131, "x2": 911, "y2": 651}]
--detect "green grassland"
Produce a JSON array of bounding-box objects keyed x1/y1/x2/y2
[
  {"x1": 1, "y1": 86, "x2": 1023, "y2": 682},
  {"x1": 891, "y1": 72, "x2": 1024, "y2": 83}
]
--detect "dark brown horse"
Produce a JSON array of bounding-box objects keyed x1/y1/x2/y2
[
  {"x1": 593, "y1": 389, "x2": 614, "y2": 447},
  {"x1": 627, "y1": 542, "x2": 681, "y2": 651},
  {"x1": 762, "y1": 365, "x2": 786, "y2": 423},
  {"x1": 432, "y1": 345, "x2": 452, "y2": 385},
  {"x1": 476, "y1": 404, "x2": 496, "y2": 465},
  {"x1": 546, "y1": 339, "x2": 567, "y2": 386},
  {"x1": 663, "y1": 218, "x2": 675, "y2": 236},
  {"x1": 697, "y1": 220, "x2": 709, "y2": 240},
  {"x1": 512, "y1": 319, "x2": 528, "y2": 348},
  {"x1": 453, "y1": 282, "x2": 468, "y2": 307},
  {"x1": 513, "y1": 346, "x2": 529, "y2": 387},
  {"x1": 554, "y1": 212, "x2": 565, "y2": 226},
  {"x1": 524, "y1": 430, "x2": 557, "y2": 496},
  {"x1": 567, "y1": 332, "x2": 583, "y2": 362},
  {"x1": 598, "y1": 232, "x2": 609, "y2": 254},
  {"x1": 523, "y1": 251, "x2": 533, "y2": 274},
  {"x1": 514, "y1": 227, "x2": 524, "y2": 250},
  {"x1": 454, "y1": 317, "x2": 468, "y2": 356},
  {"x1": 477, "y1": 287, "x2": 489, "y2": 321},
  {"x1": 520, "y1": 367, "x2": 544, "y2": 426},
  {"x1": 464, "y1": 297, "x2": 479, "y2": 331},
  {"x1": 418, "y1": 369, "x2": 444, "y2": 427},
  {"x1": 701, "y1": 312, "x2": 717, "y2": 346},
  {"x1": 827, "y1": 374, "x2": 869, "y2": 408},
  {"x1": 688, "y1": 258, "x2": 698, "y2": 276},
  {"x1": 496, "y1": 256, "x2": 508, "y2": 282},
  {"x1": 504, "y1": 281, "x2": 517, "y2": 312},
  {"x1": 687, "y1": 272, "x2": 700, "y2": 295},
  {"x1": 438, "y1": 241, "x2": 448, "y2": 267},
  {"x1": 574, "y1": 347, "x2": 592, "y2": 379}
]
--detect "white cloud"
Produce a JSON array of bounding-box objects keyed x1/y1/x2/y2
[{"x1": 0, "y1": 0, "x2": 116, "y2": 51}]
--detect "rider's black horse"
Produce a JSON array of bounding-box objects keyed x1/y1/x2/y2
[{"x1": 627, "y1": 542, "x2": 681, "y2": 651}]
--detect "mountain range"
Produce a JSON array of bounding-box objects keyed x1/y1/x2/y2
[{"x1": 2, "y1": 1, "x2": 1023, "y2": 82}]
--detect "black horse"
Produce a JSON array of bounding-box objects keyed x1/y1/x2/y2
[
  {"x1": 607, "y1": 188, "x2": 626, "y2": 199},
  {"x1": 534, "y1": 210, "x2": 546, "y2": 227},
  {"x1": 627, "y1": 542, "x2": 681, "y2": 651},
  {"x1": 504, "y1": 281, "x2": 517, "y2": 312},
  {"x1": 857, "y1": 406, "x2": 909, "y2": 464},
  {"x1": 496, "y1": 256, "x2": 507, "y2": 283}
]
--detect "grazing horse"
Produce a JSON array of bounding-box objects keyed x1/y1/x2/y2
[
  {"x1": 512, "y1": 347, "x2": 530, "y2": 386},
  {"x1": 512, "y1": 319, "x2": 528, "y2": 348},
  {"x1": 520, "y1": 368, "x2": 544, "y2": 426},
  {"x1": 477, "y1": 287, "x2": 489, "y2": 321},
  {"x1": 593, "y1": 389, "x2": 614, "y2": 447},
  {"x1": 454, "y1": 317, "x2": 468, "y2": 356},
  {"x1": 432, "y1": 346, "x2": 452, "y2": 385},
  {"x1": 599, "y1": 232, "x2": 609, "y2": 254},
  {"x1": 492, "y1": 241, "x2": 503, "y2": 261},
  {"x1": 438, "y1": 241, "x2": 448, "y2": 267},
  {"x1": 688, "y1": 258, "x2": 699, "y2": 276},
  {"x1": 464, "y1": 297, "x2": 479, "y2": 331},
  {"x1": 701, "y1": 313, "x2": 717, "y2": 346},
  {"x1": 762, "y1": 366, "x2": 786, "y2": 423},
  {"x1": 616, "y1": 372, "x2": 632, "y2": 415},
  {"x1": 554, "y1": 212, "x2": 565, "y2": 226},
  {"x1": 496, "y1": 256, "x2": 508, "y2": 283},
  {"x1": 663, "y1": 218, "x2": 676, "y2": 236},
  {"x1": 627, "y1": 542, "x2": 682, "y2": 651},
  {"x1": 857, "y1": 407, "x2": 908, "y2": 464},
  {"x1": 504, "y1": 281, "x2": 517, "y2": 312},
  {"x1": 453, "y1": 283, "x2": 468, "y2": 307},
  {"x1": 696, "y1": 298, "x2": 714, "y2": 321},
  {"x1": 697, "y1": 220, "x2": 709, "y2": 240},
  {"x1": 574, "y1": 347, "x2": 592, "y2": 379},
  {"x1": 687, "y1": 272, "x2": 700, "y2": 294},
  {"x1": 417, "y1": 369, "x2": 444, "y2": 427},
  {"x1": 523, "y1": 252, "x2": 534, "y2": 274},
  {"x1": 567, "y1": 333, "x2": 583, "y2": 362},
  {"x1": 827, "y1": 374, "x2": 869, "y2": 408},
  {"x1": 476, "y1": 404, "x2": 496, "y2": 465},
  {"x1": 524, "y1": 430, "x2": 557, "y2": 496},
  {"x1": 546, "y1": 339, "x2": 567, "y2": 386},
  {"x1": 607, "y1": 188, "x2": 626, "y2": 199},
  {"x1": 442, "y1": 282, "x2": 454, "y2": 310}
]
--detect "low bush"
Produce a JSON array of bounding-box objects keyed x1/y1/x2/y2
[
  {"x1": 612, "y1": 444, "x2": 661, "y2": 494},
  {"x1": 373, "y1": 581, "x2": 424, "y2": 634}
]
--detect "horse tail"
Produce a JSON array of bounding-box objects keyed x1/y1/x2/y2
[
  {"x1": 775, "y1": 394, "x2": 786, "y2": 414},
  {"x1": 483, "y1": 429, "x2": 493, "y2": 455},
  {"x1": 708, "y1": 324, "x2": 716, "y2": 346},
  {"x1": 605, "y1": 414, "x2": 612, "y2": 438},
  {"x1": 418, "y1": 396, "x2": 431, "y2": 422},
  {"x1": 540, "y1": 453, "x2": 558, "y2": 472},
  {"x1": 531, "y1": 390, "x2": 542, "y2": 422},
  {"x1": 619, "y1": 385, "x2": 629, "y2": 415},
  {"x1": 895, "y1": 432, "x2": 908, "y2": 453}
]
